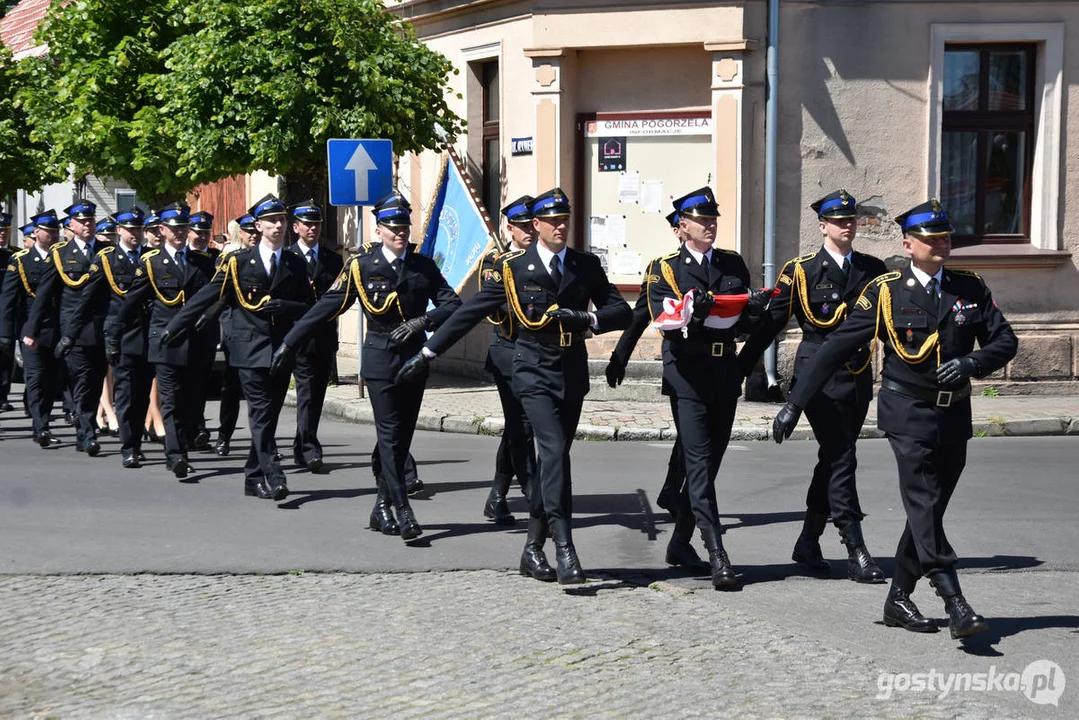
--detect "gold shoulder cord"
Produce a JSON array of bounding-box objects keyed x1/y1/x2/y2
[
  {"x1": 101, "y1": 252, "x2": 128, "y2": 297},
  {"x1": 502, "y1": 259, "x2": 558, "y2": 330},
  {"x1": 224, "y1": 256, "x2": 273, "y2": 312},
  {"x1": 353, "y1": 259, "x2": 405, "y2": 321},
  {"x1": 794, "y1": 262, "x2": 846, "y2": 328},
  {"x1": 659, "y1": 257, "x2": 683, "y2": 302},
  {"x1": 877, "y1": 281, "x2": 940, "y2": 366},
  {"x1": 15, "y1": 255, "x2": 35, "y2": 298},
  {"x1": 52, "y1": 247, "x2": 90, "y2": 289},
  {"x1": 482, "y1": 252, "x2": 511, "y2": 330},
  {"x1": 145, "y1": 257, "x2": 185, "y2": 307}
]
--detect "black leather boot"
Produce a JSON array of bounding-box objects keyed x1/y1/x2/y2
[
  {"x1": 883, "y1": 584, "x2": 938, "y2": 633},
  {"x1": 838, "y1": 521, "x2": 885, "y2": 583},
  {"x1": 699, "y1": 524, "x2": 738, "y2": 589},
  {"x1": 368, "y1": 478, "x2": 400, "y2": 536},
  {"x1": 519, "y1": 516, "x2": 556, "y2": 582},
  {"x1": 665, "y1": 507, "x2": 709, "y2": 572},
  {"x1": 930, "y1": 571, "x2": 988, "y2": 639},
  {"x1": 791, "y1": 511, "x2": 831, "y2": 573},
  {"x1": 483, "y1": 473, "x2": 515, "y2": 525},
  {"x1": 386, "y1": 476, "x2": 422, "y2": 540},
  {"x1": 549, "y1": 518, "x2": 586, "y2": 585}
]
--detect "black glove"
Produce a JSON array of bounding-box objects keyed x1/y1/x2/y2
[
  {"x1": 269, "y1": 343, "x2": 294, "y2": 377},
  {"x1": 195, "y1": 301, "x2": 226, "y2": 332},
  {"x1": 160, "y1": 327, "x2": 187, "y2": 348},
  {"x1": 744, "y1": 287, "x2": 773, "y2": 318},
  {"x1": 262, "y1": 299, "x2": 308, "y2": 319},
  {"x1": 390, "y1": 316, "x2": 430, "y2": 345},
  {"x1": 54, "y1": 336, "x2": 75, "y2": 358},
  {"x1": 772, "y1": 401, "x2": 802, "y2": 444},
  {"x1": 936, "y1": 356, "x2": 980, "y2": 389},
  {"x1": 545, "y1": 308, "x2": 592, "y2": 332},
  {"x1": 395, "y1": 352, "x2": 431, "y2": 385},
  {"x1": 691, "y1": 290, "x2": 715, "y2": 321},
  {"x1": 605, "y1": 352, "x2": 626, "y2": 389},
  {"x1": 105, "y1": 344, "x2": 121, "y2": 367}
]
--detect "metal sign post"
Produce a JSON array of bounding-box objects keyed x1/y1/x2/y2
[{"x1": 356, "y1": 210, "x2": 365, "y2": 399}]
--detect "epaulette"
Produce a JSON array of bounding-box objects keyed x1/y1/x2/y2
[
  {"x1": 949, "y1": 268, "x2": 981, "y2": 279},
  {"x1": 52, "y1": 241, "x2": 68, "y2": 253},
  {"x1": 98, "y1": 246, "x2": 116, "y2": 255},
  {"x1": 659, "y1": 249, "x2": 680, "y2": 261},
  {"x1": 873, "y1": 271, "x2": 902, "y2": 284},
  {"x1": 140, "y1": 249, "x2": 161, "y2": 262},
  {"x1": 11, "y1": 248, "x2": 30, "y2": 259},
  {"x1": 190, "y1": 248, "x2": 210, "y2": 257},
  {"x1": 790, "y1": 252, "x2": 817, "y2": 265},
  {"x1": 501, "y1": 248, "x2": 527, "y2": 261},
  {"x1": 360, "y1": 241, "x2": 378, "y2": 253},
  {"x1": 716, "y1": 247, "x2": 742, "y2": 256}
]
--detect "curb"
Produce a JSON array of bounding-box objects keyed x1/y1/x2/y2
[{"x1": 285, "y1": 391, "x2": 1079, "y2": 442}]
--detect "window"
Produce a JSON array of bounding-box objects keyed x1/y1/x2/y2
[
  {"x1": 480, "y1": 60, "x2": 500, "y2": 221},
  {"x1": 115, "y1": 189, "x2": 144, "y2": 213},
  {"x1": 940, "y1": 44, "x2": 1035, "y2": 246}
]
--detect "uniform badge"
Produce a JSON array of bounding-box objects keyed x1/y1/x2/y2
[
  {"x1": 163, "y1": 258, "x2": 170, "y2": 264},
  {"x1": 527, "y1": 264, "x2": 535, "y2": 271},
  {"x1": 906, "y1": 278, "x2": 916, "y2": 287},
  {"x1": 136, "y1": 268, "x2": 143, "y2": 276},
  {"x1": 685, "y1": 257, "x2": 692, "y2": 265},
  {"x1": 855, "y1": 295, "x2": 871, "y2": 311},
  {"x1": 645, "y1": 274, "x2": 660, "y2": 284},
  {"x1": 821, "y1": 303, "x2": 831, "y2": 315},
  {"x1": 250, "y1": 258, "x2": 257, "y2": 265},
  {"x1": 490, "y1": 270, "x2": 501, "y2": 283},
  {"x1": 906, "y1": 329, "x2": 914, "y2": 343},
  {"x1": 954, "y1": 313, "x2": 966, "y2": 325},
  {"x1": 90, "y1": 264, "x2": 99, "y2": 272},
  {"x1": 778, "y1": 275, "x2": 792, "y2": 286}
]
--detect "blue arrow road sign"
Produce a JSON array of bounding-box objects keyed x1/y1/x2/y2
[{"x1": 326, "y1": 139, "x2": 394, "y2": 206}]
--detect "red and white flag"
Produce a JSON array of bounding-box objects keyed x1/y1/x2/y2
[{"x1": 652, "y1": 289, "x2": 758, "y2": 333}]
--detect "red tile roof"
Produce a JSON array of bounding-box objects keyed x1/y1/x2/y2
[{"x1": 1, "y1": 0, "x2": 51, "y2": 59}]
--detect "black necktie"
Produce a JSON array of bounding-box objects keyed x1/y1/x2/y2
[
  {"x1": 841, "y1": 258, "x2": 850, "y2": 275},
  {"x1": 390, "y1": 257, "x2": 402, "y2": 276},
  {"x1": 269, "y1": 252, "x2": 278, "y2": 280},
  {"x1": 129, "y1": 250, "x2": 139, "y2": 265},
  {"x1": 550, "y1": 254, "x2": 563, "y2": 287},
  {"x1": 307, "y1": 249, "x2": 316, "y2": 269},
  {"x1": 926, "y1": 277, "x2": 939, "y2": 299},
  {"x1": 176, "y1": 250, "x2": 185, "y2": 267}
]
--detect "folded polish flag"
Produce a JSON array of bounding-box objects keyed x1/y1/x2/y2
[{"x1": 652, "y1": 289, "x2": 774, "y2": 334}]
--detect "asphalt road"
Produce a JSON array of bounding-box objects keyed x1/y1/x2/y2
[{"x1": 1, "y1": 402, "x2": 1076, "y2": 718}]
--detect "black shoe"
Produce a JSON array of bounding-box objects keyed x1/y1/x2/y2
[
  {"x1": 214, "y1": 438, "x2": 230, "y2": 456},
  {"x1": 273, "y1": 452, "x2": 283, "y2": 462},
  {"x1": 519, "y1": 517, "x2": 557, "y2": 582},
  {"x1": 791, "y1": 511, "x2": 831, "y2": 573},
  {"x1": 0, "y1": 402, "x2": 13, "y2": 412},
  {"x1": 665, "y1": 541, "x2": 711, "y2": 572},
  {"x1": 121, "y1": 452, "x2": 141, "y2": 469},
  {"x1": 369, "y1": 481, "x2": 400, "y2": 535},
  {"x1": 839, "y1": 521, "x2": 885, "y2": 584},
  {"x1": 655, "y1": 484, "x2": 677, "y2": 520},
  {"x1": 64, "y1": 411, "x2": 76, "y2": 426},
  {"x1": 37, "y1": 430, "x2": 61, "y2": 449},
  {"x1": 406, "y1": 477, "x2": 424, "y2": 496},
  {"x1": 136, "y1": 451, "x2": 147, "y2": 462},
  {"x1": 883, "y1": 586, "x2": 938, "y2": 633},
  {"x1": 193, "y1": 430, "x2": 211, "y2": 451},
  {"x1": 700, "y1": 524, "x2": 738, "y2": 590},
  {"x1": 550, "y1": 519, "x2": 586, "y2": 585},
  {"x1": 86, "y1": 439, "x2": 101, "y2": 457},
  {"x1": 307, "y1": 457, "x2": 325, "y2": 473},
  {"x1": 931, "y1": 572, "x2": 988, "y2": 639},
  {"x1": 169, "y1": 458, "x2": 191, "y2": 479},
  {"x1": 396, "y1": 504, "x2": 423, "y2": 540},
  {"x1": 483, "y1": 487, "x2": 515, "y2": 525},
  {"x1": 244, "y1": 477, "x2": 273, "y2": 498},
  {"x1": 265, "y1": 478, "x2": 289, "y2": 501}
]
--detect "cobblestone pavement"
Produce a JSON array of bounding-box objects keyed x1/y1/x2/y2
[
  {"x1": 0, "y1": 571, "x2": 1014, "y2": 720},
  {"x1": 300, "y1": 372, "x2": 1079, "y2": 441}
]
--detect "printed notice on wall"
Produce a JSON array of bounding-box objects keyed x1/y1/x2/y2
[
  {"x1": 611, "y1": 250, "x2": 642, "y2": 276},
  {"x1": 607, "y1": 215, "x2": 627, "y2": 247},
  {"x1": 617, "y1": 171, "x2": 639, "y2": 204},
  {"x1": 589, "y1": 215, "x2": 609, "y2": 249},
  {"x1": 641, "y1": 180, "x2": 664, "y2": 214}
]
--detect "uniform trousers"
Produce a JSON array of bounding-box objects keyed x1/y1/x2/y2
[
  {"x1": 113, "y1": 354, "x2": 154, "y2": 454},
  {"x1": 492, "y1": 367, "x2": 535, "y2": 487},
  {"x1": 519, "y1": 391, "x2": 584, "y2": 521},
  {"x1": 366, "y1": 378, "x2": 425, "y2": 504},
  {"x1": 155, "y1": 363, "x2": 206, "y2": 465},
  {"x1": 218, "y1": 348, "x2": 242, "y2": 441},
  {"x1": 22, "y1": 342, "x2": 59, "y2": 436},
  {"x1": 237, "y1": 367, "x2": 290, "y2": 485},
  {"x1": 669, "y1": 394, "x2": 738, "y2": 530},
  {"x1": 887, "y1": 432, "x2": 967, "y2": 591},
  {"x1": 292, "y1": 348, "x2": 333, "y2": 462},
  {"x1": 802, "y1": 392, "x2": 871, "y2": 526},
  {"x1": 66, "y1": 346, "x2": 107, "y2": 446}
]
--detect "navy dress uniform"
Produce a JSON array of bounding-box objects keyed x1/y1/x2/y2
[
  {"x1": 274, "y1": 192, "x2": 461, "y2": 536},
  {"x1": 479, "y1": 195, "x2": 538, "y2": 525},
  {"x1": 0, "y1": 211, "x2": 13, "y2": 413},
  {"x1": 186, "y1": 209, "x2": 218, "y2": 449},
  {"x1": 286, "y1": 199, "x2": 345, "y2": 471},
  {"x1": 0, "y1": 211, "x2": 64, "y2": 446},
  {"x1": 119, "y1": 202, "x2": 218, "y2": 479},
  {"x1": 644, "y1": 188, "x2": 771, "y2": 589},
  {"x1": 740, "y1": 190, "x2": 888, "y2": 582},
  {"x1": 168, "y1": 194, "x2": 317, "y2": 500},
  {"x1": 397, "y1": 188, "x2": 633, "y2": 584},
  {"x1": 71, "y1": 207, "x2": 152, "y2": 468},
  {"x1": 214, "y1": 213, "x2": 257, "y2": 456},
  {"x1": 773, "y1": 199, "x2": 1018, "y2": 638},
  {"x1": 607, "y1": 209, "x2": 686, "y2": 520},
  {"x1": 25, "y1": 200, "x2": 108, "y2": 455}
]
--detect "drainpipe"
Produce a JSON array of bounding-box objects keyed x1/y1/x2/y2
[{"x1": 762, "y1": 0, "x2": 780, "y2": 390}]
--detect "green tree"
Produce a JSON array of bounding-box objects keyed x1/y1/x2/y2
[
  {"x1": 157, "y1": 0, "x2": 463, "y2": 201},
  {"x1": 0, "y1": 45, "x2": 64, "y2": 197}
]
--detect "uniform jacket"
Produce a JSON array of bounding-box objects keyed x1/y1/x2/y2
[
  {"x1": 26, "y1": 239, "x2": 106, "y2": 346},
  {"x1": 425, "y1": 243, "x2": 632, "y2": 400},
  {"x1": 285, "y1": 243, "x2": 460, "y2": 381},
  {"x1": 788, "y1": 265, "x2": 1018, "y2": 444},
  {"x1": 645, "y1": 244, "x2": 756, "y2": 402},
  {"x1": 739, "y1": 247, "x2": 887, "y2": 404},
  {"x1": 73, "y1": 245, "x2": 149, "y2": 357},
  {"x1": 479, "y1": 246, "x2": 518, "y2": 379},
  {"x1": 119, "y1": 247, "x2": 217, "y2": 365},
  {"x1": 1, "y1": 247, "x2": 58, "y2": 348},
  {"x1": 287, "y1": 242, "x2": 345, "y2": 356},
  {"x1": 170, "y1": 245, "x2": 317, "y2": 370}
]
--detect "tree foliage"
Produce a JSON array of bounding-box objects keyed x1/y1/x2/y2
[
  {"x1": 12, "y1": 0, "x2": 462, "y2": 204},
  {"x1": 0, "y1": 44, "x2": 64, "y2": 197}
]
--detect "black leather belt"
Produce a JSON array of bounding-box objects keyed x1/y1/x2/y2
[
  {"x1": 668, "y1": 340, "x2": 736, "y2": 358},
  {"x1": 517, "y1": 329, "x2": 584, "y2": 347},
  {"x1": 880, "y1": 377, "x2": 970, "y2": 408}
]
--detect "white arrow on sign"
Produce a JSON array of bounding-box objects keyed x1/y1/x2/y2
[{"x1": 345, "y1": 143, "x2": 378, "y2": 202}]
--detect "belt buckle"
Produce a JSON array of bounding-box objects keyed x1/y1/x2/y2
[
  {"x1": 559, "y1": 331, "x2": 572, "y2": 347},
  {"x1": 936, "y1": 390, "x2": 953, "y2": 408},
  {"x1": 711, "y1": 342, "x2": 725, "y2": 357}
]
